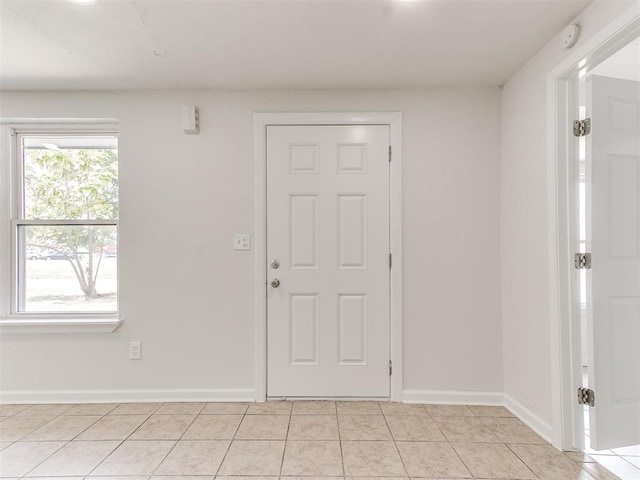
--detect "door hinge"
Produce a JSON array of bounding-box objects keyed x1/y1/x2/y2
[
  {"x1": 389, "y1": 360, "x2": 392, "y2": 376},
  {"x1": 575, "y1": 252, "x2": 592, "y2": 270},
  {"x1": 389, "y1": 253, "x2": 392, "y2": 269},
  {"x1": 573, "y1": 118, "x2": 591, "y2": 137},
  {"x1": 389, "y1": 145, "x2": 392, "y2": 162},
  {"x1": 578, "y1": 387, "x2": 595, "y2": 407}
]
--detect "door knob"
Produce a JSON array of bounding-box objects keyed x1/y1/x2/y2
[{"x1": 270, "y1": 278, "x2": 280, "y2": 288}]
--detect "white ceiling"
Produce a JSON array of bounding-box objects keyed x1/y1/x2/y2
[{"x1": 0, "y1": 0, "x2": 592, "y2": 91}]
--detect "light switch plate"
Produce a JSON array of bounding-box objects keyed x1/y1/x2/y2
[{"x1": 234, "y1": 233, "x2": 251, "y2": 250}]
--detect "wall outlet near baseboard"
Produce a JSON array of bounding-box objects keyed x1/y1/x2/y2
[{"x1": 129, "y1": 341, "x2": 141, "y2": 360}]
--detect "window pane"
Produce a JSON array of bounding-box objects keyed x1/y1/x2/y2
[
  {"x1": 23, "y1": 135, "x2": 118, "y2": 220},
  {"x1": 20, "y1": 225, "x2": 117, "y2": 313}
]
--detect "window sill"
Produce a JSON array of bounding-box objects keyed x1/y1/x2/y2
[{"x1": 0, "y1": 318, "x2": 122, "y2": 334}]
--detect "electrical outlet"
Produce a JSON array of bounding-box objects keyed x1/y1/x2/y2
[{"x1": 129, "y1": 341, "x2": 141, "y2": 360}]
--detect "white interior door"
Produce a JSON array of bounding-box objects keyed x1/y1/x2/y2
[
  {"x1": 266, "y1": 125, "x2": 390, "y2": 398},
  {"x1": 586, "y1": 74, "x2": 640, "y2": 450}
]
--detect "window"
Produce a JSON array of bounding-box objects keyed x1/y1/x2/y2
[{"x1": 12, "y1": 131, "x2": 118, "y2": 315}]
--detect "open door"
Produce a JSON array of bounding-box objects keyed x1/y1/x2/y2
[{"x1": 586, "y1": 74, "x2": 640, "y2": 450}]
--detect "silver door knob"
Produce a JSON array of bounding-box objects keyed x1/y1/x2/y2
[
  {"x1": 271, "y1": 259, "x2": 280, "y2": 269},
  {"x1": 270, "y1": 278, "x2": 280, "y2": 288}
]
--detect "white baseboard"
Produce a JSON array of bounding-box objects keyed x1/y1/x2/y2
[
  {"x1": 402, "y1": 389, "x2": 504, "y2": 405},
  {"x1": 0, "y1": 388, "x2": 256, "y2": 404},
  {"x1": 504, "y1": 393, "x2": 553, "y2": 443}
]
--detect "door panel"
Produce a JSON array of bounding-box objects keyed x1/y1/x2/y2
[
  {"x1": 266, "y1": 125, "x2": 390, "y2": 398},
  {"x1": 587, "y1": 75, "x2": 640, "y2": 450}
]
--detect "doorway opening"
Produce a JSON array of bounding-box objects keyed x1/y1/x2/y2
[
  {"x1": 548, "y1": 0, "x2": 640, "y2": 464},
  {"x1": 574, "y1": 37, "x2": 640, "y2": 475}
]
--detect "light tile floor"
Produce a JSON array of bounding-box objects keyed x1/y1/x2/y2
[{"x1": 0, "y1": 401, "x2": 637, "y2": 479}]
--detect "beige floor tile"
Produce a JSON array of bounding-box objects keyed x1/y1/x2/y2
[
  {"x1": 150, "y1": 477, "x2": 214, "y2": 480},
  {"x1": 201, "y1": 402, "x2": 248, "y2": 414},
  {"x1": 76, "y1": 414, "x2": 149, "y2": 440},
  {"x1": 453, "y1": 442, "x2": 536, "y2": 479},
  {"x1": 246, "y1": 402, "x2": 292, "y2": 415},
  {"x1": 336, "y1": 401, "x2": 382, "y2": 415},
  {"x1": 468, "y1": 405, "x2": 515, "y2": 417},
  {"x1": 63, "y1": 404, "x2": 118, "y2": 416},
  {"x1": 0, "y1": 441, "x2": 65, "y2": 477},
  {"x1": 341, "y1": 440, "x2": 406, "y2": 476},
  {"x1": 26, "y1": 440, "x2": 120, "y2": 476},
  {"x1": 385, "y1": 415, "x2": 446, "y2": 441},
  {"x1": 182, "y1": 414, "x2": 242, "y2": 440},
  {"x1": 346, "y1": 477, "x2": 409, "y2": 480},
  {"x1": 24, "y1": 477, "x2": 85, "y2": 480},
  {"x1": 154, "y1": 439, "x2": 230, "y2": 475},
  {"x1": 23, "y1": 415, "x2": 101, "y2": 441},
  {"x1": 424, "y1": 404, "x2": 475, "y2": 417},
  {"x1": 155, "y1": 402, "x2": 205, "y2": 415},
  {"x1": 509, "y1": 443, "x2": 593, "y2": 479},
  {"x1": 281, "y1": 440, "x2": 343, "y2": 476},
  {"x1": 338, "y1": 415, "x2": 392, "y2": 440},
  {"x1": 397, "y1": 441, "x2": 471, "y2": 478},
  {"x1": 129, "y1": 414, "x2": 196, "y2": 440},
  {"x1": 589, "y1": 455, "x2": 640, "y2": 479},
  {"x1": 434, "y1": 416, "x2": 500, "y2": 442},
  {"x1": 91, "y1": 439, "x2": 176, "y2": 475},
  {"x1": 16, "y1": 404, "x2": 74, "y2": 417},
  {"x1": 565, "y1": 451, "x2": 598, "y2": 463},
  {"x1": 288, "y1": 415, "x2": 339, "y2": 440},
  {"x1": 89, "y1": 477, "x2": 148, "y2": 480},
  {"x1": 0, "y1": 416, "x2": 52, "y2": 441},
  {"x1": 217, "y1": 440, "x2": 285, "y2": 476},
  {"x1": 151, "y1": 477, "x2": 214, "y2": 480},
  {"x1": 0, "y1": 441, "x2": 12, "y2": 451},
  {"x1": 483, "y1": 417, "x2": 547, "y2": 444},
  {"x1": 235, "y1": 414, "x2": 290, "y2": 440},
  {"x1": 284, "y1": 477, "x2": 344, "y2": 480},
  {"x1": 379, "y1": 402, "x2": 428, "y2": 416},
  {"x1": 292, "y1": 401, "x2": 336, "y2": 415},
  {"x1": 0, "y1": 405, "x2": 31, "y2": 416},
  {"x1": 109, "y1": 402, "x2": 161, "y2": 415},
  {"x1": 217, "y1": 476, "x2": 278, "y2": 480}
]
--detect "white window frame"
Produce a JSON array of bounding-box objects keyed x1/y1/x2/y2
[{"x1": 0, "y1": 122, "x2": 121, "y2": 333}]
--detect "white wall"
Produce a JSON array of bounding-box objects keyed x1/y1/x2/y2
[
  {"x1": 0, "y1": 88, "x2": 502, "y2": 401},
  {"x1": 501, "y1": 0, "x2": 634, "y2": 432}
]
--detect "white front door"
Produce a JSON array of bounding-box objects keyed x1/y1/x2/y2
[
  {"x1": 266, "y1": 125, "x2": 390, "y2": 398},
  {"x1": 587, "y1": 75, "x2": 640, "y2": 450}
]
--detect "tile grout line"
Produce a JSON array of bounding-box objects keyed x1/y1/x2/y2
[
  {"x1": 18, "y1": 405, "x2": 105, "y2": 478},
  {"x1": 503, "y1": 441, "x2": 545, "y2": 480},
  {"x1": 213, "y1": 402, "x2": 249, "y2": 478},
  {"x1": 334, "y1": 402, "x2": 345, "y2": 478},
  {"x1": 425, "y1": 405, "x2": 480, "y2": 480},
  {"x1": 84, "y1": 404, "x2": 161, "y2": 478},
  {"x1": 278, "y1": 401, "x2": 293, "y2": 477},
  {"x1": 379, "y1": 401, "x2": 411, "y2": 479},
  {"x1": 147, "y1": 402, "x2": 204, "y2": 478}
]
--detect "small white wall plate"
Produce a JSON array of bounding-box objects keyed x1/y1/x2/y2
[{"x1": 563, "y1": 24, "x2": 580, "y2": 49}]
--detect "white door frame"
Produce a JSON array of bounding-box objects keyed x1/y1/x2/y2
[
  {"x1": 547, "y1": 2, "x2": 640, "y2": 451},
  {"x1": 253, "y1": 112, "x2": 403, "y2": 402}
]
